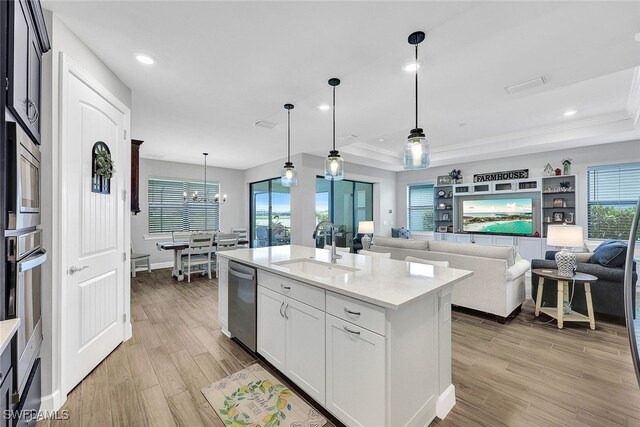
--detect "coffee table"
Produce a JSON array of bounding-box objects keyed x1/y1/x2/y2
[{"x1": 532, "y1": 268, "x2": 598, "y2": 330}]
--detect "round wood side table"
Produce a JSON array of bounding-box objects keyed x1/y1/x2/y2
[{"x1": 532, "y1": 268, "x2": 598, "y2": 330}]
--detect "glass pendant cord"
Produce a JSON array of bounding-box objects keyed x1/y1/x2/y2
[
  {"x1": 287, "y1": 108, "x2": 291, "y2": 162},
  {"x1": 332, "y1": 84, "x2": 336, "y2": 151},
  {"x1": 414, "y1": 41, "x2": 419, "y2": 130}
]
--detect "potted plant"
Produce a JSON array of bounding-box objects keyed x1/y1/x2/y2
[{"x1": 449, "y1": 169, "x2": 462, "y2": 184}]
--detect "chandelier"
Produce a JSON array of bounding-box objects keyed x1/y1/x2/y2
[{"x1": 183, "y1": 153, "x2": 227, "y2": 204}]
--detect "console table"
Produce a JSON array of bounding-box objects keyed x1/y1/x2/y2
[{"x1": 532, "y1": 268, "x2": 598, "y2": 330}]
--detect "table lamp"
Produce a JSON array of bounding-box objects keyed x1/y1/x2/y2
[
  {"x1": 546, "y1": 224, "x2": 584, "y2": 277},
  {"x1": 358, "y1": 221, "x2": 375, "y2": 251}
]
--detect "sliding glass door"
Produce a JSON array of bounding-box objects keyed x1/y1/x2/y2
[
  {"x1": 315, "y1": 177, "x2": 373, "y2": 251},
  {"x1": 250, "y1": 178, "x2": 291, "y2": 247}
]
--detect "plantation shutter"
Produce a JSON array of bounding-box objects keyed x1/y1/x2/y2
[
  {"x1": 408, "y1": 184, "x2": 434, "y2": 232},
  {"x1": 587, "y1": 163, "x2": 640, "y2": 240},
  {"x1": 148, "y1": 178, "x2": 220, "y2": 233}
]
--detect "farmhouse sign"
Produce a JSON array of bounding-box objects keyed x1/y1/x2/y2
[{"x1": 473, "y1": 169, "x2": 529, "y2": 183}]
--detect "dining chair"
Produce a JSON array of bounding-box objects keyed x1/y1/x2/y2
[
  {"x1": 358, "y1": 250, "x2": 391, "y2": 259},
  {"x1": 130, "y1": 242, "x2": 151, "y2": 278},
  {"x1": 172, "y1": 230, "x2": 193, "y2": 243},
  {"x1": 216, "y1": 232, "x2": 239, "y2": 278},
  {"x1": 231, "y1": 227, "x2": 249, "y2": 247},
  {"x1": 182, "y1": 232, "x2": 214, "y2": 283},
  {"x1": 324, "y1": 245, "x2": 351, "y2": 253},
  {"x1": 404, "y1": 256, "x2": 450, "y2": 267}
]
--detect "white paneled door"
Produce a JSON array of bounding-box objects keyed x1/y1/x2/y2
[{"x1": 61, "y1": 54, "x2": 130, "y2": 396}]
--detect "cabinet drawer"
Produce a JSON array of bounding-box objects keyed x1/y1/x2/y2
[
  {"x1": 326, "y1": 291, "x2": 386, "y2": 336},
  {"x1": 258, "y1": 270, "x2": 325, "y2": 311}
]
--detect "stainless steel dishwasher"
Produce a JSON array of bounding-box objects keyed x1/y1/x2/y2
[{"x1": 227, "y1": 261, "x2": 257, "y2": 352}]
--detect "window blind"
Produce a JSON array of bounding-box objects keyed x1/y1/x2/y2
[
  {"x1": 408, "y1": 184, "x2": 434, "y2": 232},
  {"x1": 587, "y1": 163, "x2": 640, "y2": 240},
  {"x1": 148, "y1": 178, "x2": 220, "y2": 234}
]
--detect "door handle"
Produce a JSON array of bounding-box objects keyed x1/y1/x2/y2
[
  {"x1": 344, "y1": 307, "x2": 361, "y2": 316},
  {"x1": 69, "y1": 265, "x2": 89, "y2": 275},
  {"x1": 18, "y1": 249, "x2": 47, "y2": 272},
  {"x1": 228, "y1": 268, "x2": 254, "y2": 281},
  {"x1": 343, "y1": 325, "x2": 361, "y2": 335}
]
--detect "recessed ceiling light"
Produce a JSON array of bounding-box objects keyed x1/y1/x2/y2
[
  {"x1": 402, "y1": 61, "x2": 422, "y2": 72},
  {"x1": 564, "y1": 110, "x2": 577, "y2": 117},
  {"x1": 135, "y1": 53, "x2": 155, "y2": 65},
  {"x1": 378, "y1": 138, "x2": 385, "y2": 142},
  {"x1": 635, "y1": 32, "x2": 640, "y2": 42},
  {"x1": 318, "y1": 104, "x2": 330, "y2": 111}
]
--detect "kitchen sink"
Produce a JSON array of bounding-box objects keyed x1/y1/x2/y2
[{"x1": 273, "y1": 259, "x2": 359, "y2": 277}]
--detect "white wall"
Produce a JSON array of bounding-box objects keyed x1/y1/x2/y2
[
  {"x1": 395, "y1": 139, "x2": 640, "y2": 243},
  {"x1": 132, "y1": 158, "x2": 245, "y2": 266},
  {"x1": 40, "y1": 11, "x2": 132, "y2": 411},
  {"x1": 243, "y1": 154, "x2": 397, "y2": 247}
]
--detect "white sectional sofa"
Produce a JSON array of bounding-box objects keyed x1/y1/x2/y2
[{"x1": 369, "y1": 236, "x2": 531, "y2": 321}]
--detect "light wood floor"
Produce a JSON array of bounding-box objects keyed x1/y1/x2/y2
[{"x1": 40, "y1": 269, "x2": 640, "y2": 427}]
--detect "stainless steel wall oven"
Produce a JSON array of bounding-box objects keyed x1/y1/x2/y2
[
  {"x1": 7, "y1": 123, "x2": 40, "y2": 231},
  {"x1": 6, "y1": 229, "x2": 45, "y2": 401}
]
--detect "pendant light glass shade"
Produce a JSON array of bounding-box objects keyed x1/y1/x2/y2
[
  {"x1": 403, "y1": 128, "x2": 430, "y2": 169},
  {"x1": 281, "y1": 103, "x2": 298, "y2": 187},
  {"x1": 403, "y1": 31, "x2": 430, "y2": 170},
  {"x1": 281, "y1": 162, "x2": 297, "y2": 187},
  {"x1": 324, "y1": 151, "x2": 344, "y2": 181},
  {"x1": 324, "y1": 78, "x2": 344, "y2": 181}
]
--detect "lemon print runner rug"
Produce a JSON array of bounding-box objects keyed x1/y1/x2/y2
[{"x1": 202, "y1": 363, "x2": 327, "y2": 427}]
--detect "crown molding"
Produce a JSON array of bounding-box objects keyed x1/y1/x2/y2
[{"x1": 627, "y1": 66, "x2": 640, "y2": 128}]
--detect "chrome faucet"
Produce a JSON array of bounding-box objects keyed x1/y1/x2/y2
[{"x1": 313, "y1": 220, "x2": 342, "y2": 264}]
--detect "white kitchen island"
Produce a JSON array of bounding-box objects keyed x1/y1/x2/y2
[{"x1": 217, "y1": 245, "x2": 472, "y2": 427}]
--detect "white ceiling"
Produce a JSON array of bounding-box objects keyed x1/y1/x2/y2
[{"x1": 43, "y1": 1, "x2": 640, "y2": 171}]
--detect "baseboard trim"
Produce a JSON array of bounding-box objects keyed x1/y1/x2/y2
[
  {"x1": 40, "y1": 389, "x2": 64, "y2": 412},
  {"x1": 150, "y1": 262, "x2": 173, "y2": 270},
  {"x1": 436, "y1": 384, "x2": 456, "y2": 419}
]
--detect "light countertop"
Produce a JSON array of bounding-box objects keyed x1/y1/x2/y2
[
  {"x1": 218, "y1": 245, "x2": 473, "y2": 309},
  {"x1": 0, "y1": 319, "x2": 20, "y2": 355}
]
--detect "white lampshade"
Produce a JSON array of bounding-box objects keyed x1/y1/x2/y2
[
  {"x1": 358, "y1": 221, "x2": 374, "y2": 234},
  {"x1": 547, "y1": 224, "x2": 584, "y2": 248}
]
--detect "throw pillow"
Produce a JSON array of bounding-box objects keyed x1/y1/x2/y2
[
  {"x1": 591, "y1": 240, "x2": 627, "y2": 268},
  {"x1": 398, "y1": 228, "x2": 411, "y2": 239},
  {"x1": 391, "y1": 228, "x2": 401, "y2": 238}
]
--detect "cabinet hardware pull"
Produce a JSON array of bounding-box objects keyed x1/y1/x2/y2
[
  {"x1": 281, "y1": 284, "x2": 291, "y2": 290},
  {"x1": 344, "y1": 307, "x2": 361, "y2": 316},
  {"x1": 343, "y1": 325, "x2": 360, "y2": 335},
  {"x1": 279, "y1": 301, "x2": 285, "y2": 318},
  {"x1": 284, "y1": 304, "x2": 289, "y2": 319}
]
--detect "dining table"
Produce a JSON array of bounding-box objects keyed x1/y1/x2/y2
[{"x1": 156, "y1": 239, "x2": 249, "y2": 281}]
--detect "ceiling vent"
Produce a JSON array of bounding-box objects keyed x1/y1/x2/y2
[
  {"x1": 504, "y1": 76, "x2": 547, "y2": 94},
  {"x1": 254, "y1": 120, "x2": 279, "y2": 129}
]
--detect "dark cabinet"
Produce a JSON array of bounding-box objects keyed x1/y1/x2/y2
[
  {"x1": 7, "y1": 0, "x2": 49, "y2": 144},
  {"x1": 0, "y1": 369, "x2": 13, "y2": 427},
  {"x1": 131, "y1": 139, "x2": 143, "y2": 214}
]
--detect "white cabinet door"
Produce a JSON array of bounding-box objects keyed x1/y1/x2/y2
[
  {"x1": 285, "y1": 298, "x2": 326, "y2": 405},
  {"x1": 517, "y1": 237, "x2": 542, "y2": 263},
  {"x1": 257, "y1": 285, "x2": 287, "y2": 372},
  {"x1": 493, "y1": 236, "x2": 515, "y2": 247},
  {"x1": 326, "y1": 314, "x2": 385, "y2": 427},
  {"x1": 472, "y1": 235, "x2": 493, "y2": 245},
  {"x1": 454, "y1": 234, "x2": 471, "y2": 243},
  {"x1": 218, "y1": 258, "x2": 229, "y2": 335}
]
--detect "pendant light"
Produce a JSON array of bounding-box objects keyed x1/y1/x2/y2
[
  {"x1": 403, "y1": 31, "x2": 430, "y2": 170},
  {"x1": 324, "y1": 78, "x2": 344, "y2": 181},
  {"x1": 281, "y1": 103, "x2": 297, "y2": 187}
]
